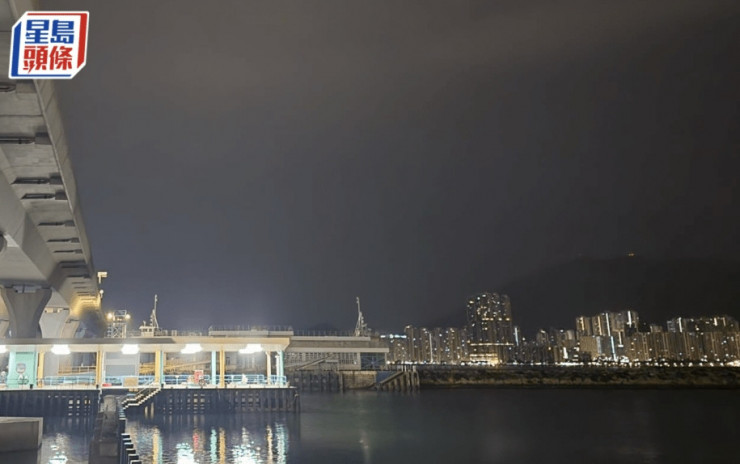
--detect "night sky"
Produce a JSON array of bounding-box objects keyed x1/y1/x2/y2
[{"x1": 42, "y1": 1, "x2": 740, "y2": 331}]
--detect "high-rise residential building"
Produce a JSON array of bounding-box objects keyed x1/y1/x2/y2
[
  {"x1": 382, "y1": 334, "x2": 411, "y2": 363},
  {"x1": 667, "y1": 315, "x2": 739, "y2": 334},
  {"x1": 395, "y1": 325, "x2": 469, "y2": 364},
  {"x1": 667, "y1": 317, "x2": 686, "y2": 333},
  {"x1": 466, "y1": 292, "x2": 515, "y2": 364},
  {"x1": 578, "y1": 335, "x2": 617, "y2": 361},
  {"x1": 649, "y1": 324, "x2": 663, "y2": 333},
  {"x1": 404, "y1": 325, "x2": 426, "y2": 362},
  {"x1": 580, "y1": 310, "x2": 639, "y2": 349},
  {"x1": 575, "y1": 316, "x2": 593, "y2": 338}
]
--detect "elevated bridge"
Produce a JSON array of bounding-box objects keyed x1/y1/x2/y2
[{"x1": 0, "y1": 0, "x2": 101, "y2": 339}]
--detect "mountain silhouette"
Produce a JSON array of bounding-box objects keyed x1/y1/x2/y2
[{"x1": 429, "y1": 256, "x2": 740, "y2": 336}]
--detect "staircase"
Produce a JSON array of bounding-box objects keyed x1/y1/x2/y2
[
  {"x1": 285, "y1": 355, "x2": 335, "y2": 371},
  {"x1": 121, "y1": 384, "x2": 162, "y2": 410},
  {"x1": 373, "y1": 370, "x2": 420, "y2": 392}
]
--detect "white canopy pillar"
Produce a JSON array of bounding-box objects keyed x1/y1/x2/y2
[
  {"x1": 211, "y1": 351, "x2": 217, "y2": 385},
  {"x1": 219, "y1": 348, "x2": 226, "y2": 388},
  {"x1": 154, "y1": 350, "x2": 163, "y2": 384},
  {"x1": 277, "y1": 350, "x2": 284, "y2": 385},
  {"x1": 265, "y1": 350, "x2": 272, "y2": 384},
  {"x1": 95, "y1": 349, "x2": 105, "y2": 386}
]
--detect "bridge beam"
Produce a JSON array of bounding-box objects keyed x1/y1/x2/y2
[{"x1": 0, "y1": 285, "x2": 51, "y2": 338}]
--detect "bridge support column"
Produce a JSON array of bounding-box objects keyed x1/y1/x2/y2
[
  {"x1": 0, "y1": 286, "x2": 51, "y2": 338},
  {"x1": 218, "y1": 348, "x2": 225, "y2": 388},
  {"x1": 211, "y1": 351, "x2": 217, "y2": 385},
  {"x1": 265, "y1": 351, "x2": 272, "y2": 384},
  {"x1": 40, "y1": 308, "x2": 80, "y2": 338}
]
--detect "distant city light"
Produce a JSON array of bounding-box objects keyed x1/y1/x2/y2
[{"x1": 384, "y1": 291, "x2": 740, "y2": 366}]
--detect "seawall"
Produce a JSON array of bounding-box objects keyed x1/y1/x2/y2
[{"x1": 418, "y1": 366, "x2": 740, "y2": 388}]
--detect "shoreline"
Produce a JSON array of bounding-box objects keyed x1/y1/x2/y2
[
  {"x1": 416, "y1": 366, "x2": 740, "y2": 389},
  {"x1": 420, "y1": 383, "x2": 740, "y2": 390}
]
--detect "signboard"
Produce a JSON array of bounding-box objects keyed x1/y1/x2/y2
[
  {"x1": 8, "y1": 351, "x2": 37, "y2": 387},
  {"x1": 8, "y1": 11, "x2": 89, "y2": 79}
]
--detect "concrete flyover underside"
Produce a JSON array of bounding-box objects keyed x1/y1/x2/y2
[{"x1": 0, "y1": 0, "x2": 101, "y2": 338}]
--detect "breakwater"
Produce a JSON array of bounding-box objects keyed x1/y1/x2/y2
[
  {"x1": 287, "y1": 370, "x2": 420, "y2": 392},
  {"x1": 418, "y1": 366, "x2": 740, "y2": 388}
]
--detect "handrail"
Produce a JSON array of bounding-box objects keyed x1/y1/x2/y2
[
  {"x1": 208, "y1": 325, "x2": 294, "y2": 334},
  {"x1": 0, "y1": 373, "x2": 289, "y2": 389},
  {"x1": 43, "y1": 375, "x2": 95, "y2": 385},
  {"x1": 122, "y1": 383, "x2": 161, "y2": 409},
  {"x1": 376, "y1": 371, "x2": 405, "y2": 386},
  {"x1": 285, "y1": 355, "x2": 334, "y2": 370}
]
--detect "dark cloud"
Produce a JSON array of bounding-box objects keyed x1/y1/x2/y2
[{"x1": 43, "y1": 1, "x2": 740, "y2": 330}]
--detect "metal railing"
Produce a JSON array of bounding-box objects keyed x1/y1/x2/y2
[
  {"x1": 122, "y1": 384, "x2": 162, "y2": 410},
  {"x1": 42, "y1": 375, "x2": 96, "y2": 386},
  {"x1": 0, "y1": 373, "x2": 289, "y2": 389},
  {"x1": 208, "y1": 325, "x2": 294, "y2": 335},
  {"x1": 103, "y1": 375, "x2": 156, "y2": 387},
  {"x1": 292, "y1": 329, "x2": 359, "y2": 337},
  {"x1": 161, "y1": 373, "x2": 287, "y2": 386}
]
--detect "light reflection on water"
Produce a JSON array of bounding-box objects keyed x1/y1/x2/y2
[
  {"x1": 40, "y1": 417, "x2": 94, "y2": 464},
  {"x1": 126, "y1": 413, "x2": 293, "y2": 464},
  {"x1": 124, "y1": 390, "x2": 740, "y2": 464},
  {"x1": 25, "y1": 389, "x2": 740, "y2": 463}
]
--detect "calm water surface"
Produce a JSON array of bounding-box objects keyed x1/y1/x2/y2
[
  {"x1": 36, "y1": 389, "x2": 740, "y2": 463},
  {"x1": 39, "y1": 416, "x2": 94, "y2": 464}
]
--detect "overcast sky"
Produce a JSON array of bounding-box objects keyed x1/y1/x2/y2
[{"x1": 42, "y1": 0, "x2": 740, "y2": 331}]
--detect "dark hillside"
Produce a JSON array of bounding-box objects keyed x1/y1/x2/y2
[{"x1": 429, "y1": 257, "x2": 740, "y2": 334}]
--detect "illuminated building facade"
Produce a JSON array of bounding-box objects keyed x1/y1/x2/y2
[{"x1": 466, "y1": 292, "x2": 515, "y2": 364}]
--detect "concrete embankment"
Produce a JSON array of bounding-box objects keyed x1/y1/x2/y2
[
  {"x1": 418, "y1": 366, "x2": 740, "y2": 388},
  {"x1": 0, "y1": 417, "x2": 42, "y2": 464},
  {"x1": 89, "y1": 395, "x2": 121, "y2": 464},
  {"x1": 0, "y1": 417, "x2": 42, "y2": 452},
  {"x1": 288, "y1": 370, "x2": 420, "y2": 392}
]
